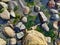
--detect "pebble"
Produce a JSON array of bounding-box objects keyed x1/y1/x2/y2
[
  {"x1": 38, "y1": 12, "x2": 48, "y2": 22},
  {"x1": 50, "y1": 9, "x2": 58, "y2": 14},
  {"x1": 21, "y1": 16, "x2": 27, "y2": 23},
  {"x1": 53, "y1": 21, "x2": 58, "y2": 30},
  {"x1": 1, "y1": 0, "x2": 9, "y2": 2},
  {"x1": 4, "y1": 27, "x2": 15, "y2": 37},
  {"x1": 34, "y1": 5, "x2": 40, "y2": 12},
  {"x1": 10, "y1": 38, "x2": 16, "y2": 45},
  {"x1": 0, "y1": 38, "x2": 6, "y2": 45},
  {"x1": 10, "y1": 10, "x2": 15, "y2": 17},
  {"x1": 0, "y1": 2, "x2": 8, "y2": 9},
  {"x1": 41, "y1": 23, "x2": 49, "y2": 31},
  {"x1": 48, "y1": 0, "x2": 55, "y2": 8},
  {"x1": 46, "y1": 37, "x2": 51, "y2": 43},
  {"x1": 0, "y1": 9, "x2": 10, "y2": 19},
  {"x1": 53, "y1": 14, "x2": 59, "y2": 20},
  {"x1": 16, "y1": 32, "x2": 24, "y2": 39},
  {"x1": 16, "y1": 22, "x2": 26, "y2": 30},
  {"x1": 23, "y1": 6, "x2": 30, "y2": 14}
]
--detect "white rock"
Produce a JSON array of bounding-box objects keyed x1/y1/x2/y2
[
  {"x1": 0, "y1": 2, "x2": 8, "y2": 9},
  {"x1": 0, "y1": 38, "x2": 6, "y2": 45},
  {"x1": 10, "y1": 38, "x2": 16, "y2": 45},
  {"x1": 1, "y1": 0, "x2": 9, "y2": 2},
  {"x1": 38, "y1": 12, "x2": 48, "y2": 22},
  {"x1": 42, "y1": 23, "x2": 49, "y2": 31},
  {"x1": 46, "y1": 37, "x2": 51, "y2": 43},
  {"x1": 53, "y1": 21, "x2": 58, "y2": 30},
  {"x1": 10, "y1": 10, "x2": 15, "y2": 17},
  {"x1": 0, "y1": 9, "x2": 10, "y2": 19},
  {"x1": 4, "y1": 27, "x2": 15, "y2": 37},
  {"x1": 50, "y1": 9, "x2": 58, "y2": 14},
  {"x1": 56, "y1": 3, "x2": 60, "y2": 6},
  {"x1": 16, "y1": 32, "x2": 24, "y2": 39},
  {"x1": 16, "y1": 22, "x2": 26, "y2": 30},
  {"x1": 22, "y1": 16, "x2": 27, "y2": 23}
]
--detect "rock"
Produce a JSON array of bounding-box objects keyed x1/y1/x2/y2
[
  {"x1": 16, "y1": 32, "x2": 24, "y2": 39},
  {"x1": 23, "y1": 6, "x2": 30, "y2": 14},
  {"x1": 23, "y1": 30, "x2": 48, "y2": 45},
  {"x1": 0, "y1": 2, "x2": 8, "y2": 9},
  {"x1": 53, "y1": 21, "x2": 58, "y2": 30},
  {"x1": 55, "y1": 39, "x2": 60, "y2": 45},
  {"x1": 4, "y1": 27, "x2": 15, "y2": 37},
  {"x1": 10, "y1": 38, "x2": 16, "y2": 45},
  {"x1": 34, "y1": 5, "x2": 40, "y2": 12},
  {"x1": 21, "y1": 16, "x2": 27, "y2": 23},
  {"x1": 8, "y1": 1, "x2": 18, "y2": 10},
  {"x1": 16, "y1": 22, "x2": 26, "y2": 30},
  {"x1": 46, "y1": 37, "x2": 51, "y2": 43},
  {"x1": 0, "y1": 9, "x2": 10, "y2": 19},
  {"x1": 10, "y1": 10, "x2": 15, "y2": 17},
  {"x1": 41, "y1": 23, "x2": 49, "y2": 31},
  {"x1": 1, "y1": 0, "x2": 9, "y2": 2},
  {"x1": 38, "y1": 12, "x2": 48, "y2": 23},
  {"x1": 50, "y1": 9, "x2": 58, "y2": 14},
  {"x1": 0, "y1": 38, "x2": 6, "y2": 45},
  {"x1": 56, "y1": 3, "x2": 60, "y2": 6},
  {"x1": 47, "y1": 0, "x2": 55, "y2": 8},
  {"x1": 53, "y1": 14, "x2": 59, "y2": 21}
]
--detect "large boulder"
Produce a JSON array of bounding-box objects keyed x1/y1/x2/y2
[
  {"x1": 0, "y1": 38, "x2": 6, "y2": 45},
  {"x1": 23, "y1": 30, "x2": 48, "y2": 45},
  {"x1": 3, "y1": 27, "x2": 15, "y2": 37}
]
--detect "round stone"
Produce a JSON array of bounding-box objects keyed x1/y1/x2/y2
[
  {"x1": 34, "y1": 5, "x2": 40, "y2": 12},
  {"x1": 21, "y1": 16, "x2": 27, "y2": 23},
  {"x1": 4, "y1": 27, "x2": 15, "y2": 37},
  {"x1": 23, "y1": 6, "x2": 30, "y2": 14},
  {"x1": 10, "y1": 38, "x2": 16, "y2": 45},
  {"x1": 48, "y1": 0, "x2": 55, "y2": 8}
]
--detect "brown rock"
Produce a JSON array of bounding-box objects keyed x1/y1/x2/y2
[{"x1": 4, "y1": 27, "x2": 15, "y2": 37}]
